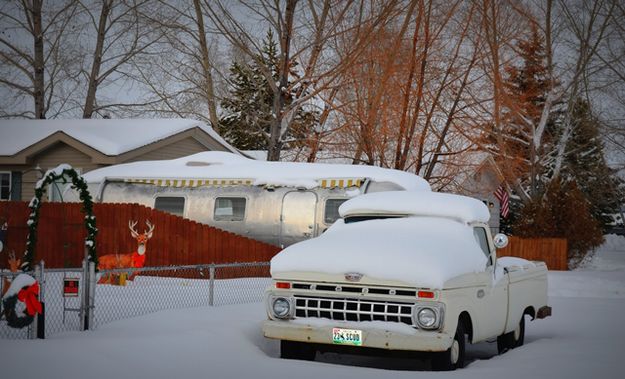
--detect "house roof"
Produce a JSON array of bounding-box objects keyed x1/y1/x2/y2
[{"x1": 0, "y1": 118, "x2": 238, "y2": 157}]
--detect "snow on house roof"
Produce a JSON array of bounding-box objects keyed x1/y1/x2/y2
[
  {"x1": 271, "y1": 216, "x2": 488, "y2": 289},
  {"x1": 0, "y1": 118, "x2": 238, "y2": 156},
  {"x1": 81, "y1": 151, "x2": 431, "y2": 191},
  {"x1": 339, "y1": 190, "x2": 490, "y2": 224}
]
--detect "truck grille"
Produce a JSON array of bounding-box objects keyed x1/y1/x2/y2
[{"x1": 295, "y1": 296, "x2": 414, "y2": 326}]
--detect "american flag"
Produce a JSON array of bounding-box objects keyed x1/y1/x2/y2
[{"x1": 494, "y1": 185, "x2": 509, "y2": 218}]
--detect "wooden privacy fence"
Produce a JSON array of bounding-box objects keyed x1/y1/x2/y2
[
  {"x1": 498, "y1": 236, "x2": 568, "y2": 270},
  {"x1": 0, "y1": 201, "x2": 281, "y2": 269}
]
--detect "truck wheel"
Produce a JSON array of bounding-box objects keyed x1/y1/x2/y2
[
  {"x1": 280, "y1": 340, "x2": 316, "y2": 361},
  {"x1": 497, "y1": 315, "x2": 525, "y2": 354},
  {"x1": 431, "y1": 321, "x2": 466, "y2": 371}
]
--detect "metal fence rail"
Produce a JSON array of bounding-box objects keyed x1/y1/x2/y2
[{"x1": 1, "y1": 262, "x2": 271, "y2": 339}]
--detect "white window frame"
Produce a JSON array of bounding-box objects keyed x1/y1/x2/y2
[{"x1": 0, "y1": 171, "x2": 11, "y2": 201}]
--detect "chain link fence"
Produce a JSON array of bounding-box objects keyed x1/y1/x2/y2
[{"x1": 1, "y1": 262, "x2": 271, "y2": 339}]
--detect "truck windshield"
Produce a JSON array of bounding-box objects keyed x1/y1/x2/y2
[{"x1": 344, "y1": 215, "x2": 403, "y2": 224}]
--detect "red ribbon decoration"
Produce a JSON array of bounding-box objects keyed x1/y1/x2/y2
[
  {"x1": 17, "y1": 282, "x2": 43, "y2": 317},
  {"x1": 131, "y1": 252, "x2": 146, "y2": 268}
]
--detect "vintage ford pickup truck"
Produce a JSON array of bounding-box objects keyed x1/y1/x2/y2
[{"x1": 262, "y1": 191, "x2": 551, "y2": 370}]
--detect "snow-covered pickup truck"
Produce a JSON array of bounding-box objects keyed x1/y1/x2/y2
[{"x1": 262, "y1": 191, "x2": 552, "y2": 370}]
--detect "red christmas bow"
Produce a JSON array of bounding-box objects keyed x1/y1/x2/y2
[
  {"x1": 17, "y1": 282, "x2": 43, "y2": 316},
  {"x1": 131, "y1": 252, "x2": 146, "y2": 268}
]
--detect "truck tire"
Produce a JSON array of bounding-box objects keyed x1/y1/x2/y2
[
  {"x1": 280, "y1": 340, "x2": 316, "y2": 361},
  {"x1": 431, "y1": 321, "x2": 466, "y2": 371},
  {"x1": 497, "y1": 315, "x2": 525, "y2": 354}
]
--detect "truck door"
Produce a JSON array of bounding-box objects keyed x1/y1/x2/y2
[
  {"x1": 279, "y1": 190, "x2": 318, "y2": 248},
  {"x1": 472, "y1": 226, "x2": 508, "y2": 341}
]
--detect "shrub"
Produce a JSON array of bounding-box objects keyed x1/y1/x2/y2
[{"x1": 513, "y1": 178, "x2": 604, "y2": 267}]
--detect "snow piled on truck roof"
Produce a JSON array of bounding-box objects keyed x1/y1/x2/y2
[
  {"x1": 340, "y1": 191, "x2": 490, "y2": 224},
  {"x1": 271, "y1": 217, "x2": 488, "y2": 289},
  {"x1": 81, "y1": 152, "x2": 431, "y2": 191}
]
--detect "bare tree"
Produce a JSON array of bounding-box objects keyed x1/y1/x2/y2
[
  {"x1": 78, "y1": 0, "x2": 166, "y2": 118},
  {"x1": 203, "y1": 0, "x2": 399, "y2": 161},
  {"x1": 0, "y1": 0, "x2": 78, "y2": 118}
]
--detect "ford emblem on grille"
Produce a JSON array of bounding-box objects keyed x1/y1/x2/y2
[{"x1": 345, "y1": 272, "x2": 363, "y2": 282}]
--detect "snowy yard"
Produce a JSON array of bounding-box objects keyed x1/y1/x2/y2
[{"x1": 1, "y1": 236, "x2": 624, "y2": 379}]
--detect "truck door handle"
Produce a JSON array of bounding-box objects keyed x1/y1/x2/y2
[{"x1": 477, "y1": 289, "x2": 485, "y2": 298}]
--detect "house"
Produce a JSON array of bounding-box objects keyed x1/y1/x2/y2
[
  {"x1": 447, "y1": 153, "x2": 506, "y2": 232},
  {"x1": 0, "y1": 118, "x2": 239, "y2": 202}
]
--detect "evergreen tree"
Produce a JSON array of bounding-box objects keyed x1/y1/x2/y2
[
  {"x1": 560, "y1": 99, "x2": 623, "y2": 228},
  {"x1": 513, "y1": 178, "x2": 604, "y2": 266},
  {"x1": 218, "y1": 30, "x2": 318, "y2": 152}
]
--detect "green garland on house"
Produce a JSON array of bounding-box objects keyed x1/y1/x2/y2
[{"x1": 22, "y1": 164, "x2": 98, "y2": 271}]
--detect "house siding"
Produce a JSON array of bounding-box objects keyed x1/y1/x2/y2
[
  {"x1": 127, "y1": 137, "x2": 209, "y2": 162},
  {"x1": 21, "y1": 142, "x2": 104, "y2": 201}
]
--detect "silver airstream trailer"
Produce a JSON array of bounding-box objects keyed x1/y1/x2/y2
[{"x1": 70, "y1": 152, "x2": 430, "y2": 247}]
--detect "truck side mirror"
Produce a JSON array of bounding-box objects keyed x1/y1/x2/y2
[{"x1": 493, "y1": 233, "x2": 508, "y2": 249}]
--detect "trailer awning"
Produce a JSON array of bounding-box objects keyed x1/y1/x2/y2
[{"x1": 122, "y1": 177, "x2": 365, "y2": 189}]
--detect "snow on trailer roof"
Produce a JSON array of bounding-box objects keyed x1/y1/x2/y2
[
  {"x1": 0, "y1": 118, "x2": 238, "y2": 156},
  {"x1": 81, "y1": 152, "x2": 431, "y2": 191},
  {"x1": 339, "y1": 190, "x2": 491, "y2": 224}
]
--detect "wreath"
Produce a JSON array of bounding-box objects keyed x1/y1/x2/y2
[
  {"x1": 23, "y1": 164, "x2": 98, "y2": 271},
  {"x1": 1, "y1": 274, "x2": 42, "y2": 329}
]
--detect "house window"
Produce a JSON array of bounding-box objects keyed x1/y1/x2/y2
[
  {"x1": 214, "y1": 197, "x2": 246, "y2": 221},
  {"x1": 324, "y1": 199, "x2": 347, "y2": 224},
  {"x1": 0, "y1": 172, "x2": 10, "y2": 200},
  {"x1": 154, "y1": 196, "x2": 186, "y2": 217}
]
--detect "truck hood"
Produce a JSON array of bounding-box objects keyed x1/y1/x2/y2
[{"x1": 271, "y1": 217, "x2": 487, "y2": 289}]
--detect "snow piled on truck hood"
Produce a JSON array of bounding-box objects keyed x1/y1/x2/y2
[
  {"x1": 81, "y1": 152, "x2": 430, "y2": 191},
  {"x1": 340, "y1": 191, "x2": 491, "y2": 223},
  {"x1": 271, "y1": 217, "x2": 487, "y2": 289}
]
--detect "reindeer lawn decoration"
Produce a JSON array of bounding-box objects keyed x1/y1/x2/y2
[{"x1": 98, "y1": 220, "x2": 154, "y2": 285}]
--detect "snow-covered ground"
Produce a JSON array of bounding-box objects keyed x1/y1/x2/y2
[{"x1": 1, "y1": 235, "x2": 624, "y2": 379}]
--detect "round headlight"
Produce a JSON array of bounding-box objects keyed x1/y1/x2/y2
[
  {"x1": 272, "y1": 298, "x2": 291, "y2": 319},
  {"x1": 417, "y1": 308, "x2": 437, "y2": 328}
]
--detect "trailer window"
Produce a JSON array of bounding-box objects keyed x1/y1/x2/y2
[
  {"x1": 324, "y1": 199, "x2": 347, "y2": 224},
  {"x1": 214, "y1": 197, "x2": 246, "y2": 221},
  {"x1": 155, "y1": 196, "x2": 185, "y2": 217}
]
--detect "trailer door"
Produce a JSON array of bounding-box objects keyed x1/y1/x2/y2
[{"x1": 280, "y1": 191, "x2": 318, "y2": 247}]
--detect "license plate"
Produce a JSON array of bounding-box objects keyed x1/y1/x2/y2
[{"x1": 332, "y1": 327, "x2": 362, "y2": 346}]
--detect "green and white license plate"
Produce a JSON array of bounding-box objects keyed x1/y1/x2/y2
[{"x1": 332, "y1": 327, "x2": 362, "y2": 346}]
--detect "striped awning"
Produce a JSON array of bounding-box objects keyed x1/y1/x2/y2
[
  {"x1": 319, "y1": 178, "x2": 364, "y2": 188},
  {"x1": 124, "y1": 178, "x2": 253, "y2": 187},
  {"x1": 123, "y1": 177, "x2": 365, "y2": 189}
]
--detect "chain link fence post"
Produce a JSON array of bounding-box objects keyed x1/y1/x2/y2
[
  {"x1": 209, "y1": 265, "x2": 215, "y2": 306},
  {"x1": 30, "y1": 263, "x2": 41, "y2": 339},
  {"x1": 87, "y1": 261, "x2": 95, "y2": 330},
  {"x1": 80, "y1": 259, "x2": 89, "y2": 331}
]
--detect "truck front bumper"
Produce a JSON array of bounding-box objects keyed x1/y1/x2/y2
[{"x1": 263, "y1": 319, "x2": 453, "y2": 352}]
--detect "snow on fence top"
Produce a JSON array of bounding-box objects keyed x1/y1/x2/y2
[
  {"x1": 81, "y1": 152, "x2": 431, "y2": 191},
  {"x1": 0, "y1": 118, "x2": 238, "y2": 156},
  {"x1": 271, "y1": 217, "x2": 488, "y2": 289},
  {"x1": 339, "y1": 191, "x2": 491, "y2": 224}
]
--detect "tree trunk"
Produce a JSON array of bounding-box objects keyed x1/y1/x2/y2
[
  {"x1": 32, "y1": 0, "x2": 45, "y2": 119},
  {"x1": 267, "y1": 0, "x2": 296, "y2": 161},
  {"x1": 193, "y1": 0, "x2": 219, "y2": 127},
  {"x1": 83, "y1": 0, "x2": 113, "y2": 119}
]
